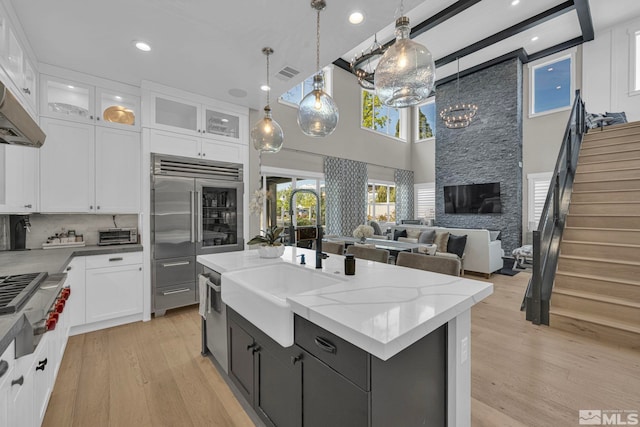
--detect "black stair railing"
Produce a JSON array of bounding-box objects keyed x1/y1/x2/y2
[{"x1": 522, "y1": 90, "x2": 586, "y2": 325}]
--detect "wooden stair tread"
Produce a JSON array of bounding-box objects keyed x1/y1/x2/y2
[
  {"x1": 572, "y1": 177, "x2": 640, "y2": 184},
  {"x1": 571, "y1": 189, "x2": 640, "y2": 194},
  {"x1": 577, "y1": 156, "x2": 640, "y2": 165},
  {"x1": 555, "y1": 270, "x2": 640, "y2": 287},
  {"x1": 580, "y1": 147, "x2": 640, "y2": 157},
  {"x1": 564, "y1": 226, "x2": 640, "y2": 232},
  {"x1": 566, "y1": 213, "x2": 640, "y2": 217},
  {"x1": 575, "y1": 166, "x2": 640, "y2": 174},
  {"x1": 562, "y1": 239, "x2": 640, "y2": 249},
  {"x1": 569, "y1": 201, "x2": 640, "y2": 205},
  {"x1": 549, "y1": 307, "x2": 640, "y2": 334},
  {"x1": 553, "y1": 288, "x2": 640, "y2": 309},
  {"x1": 558, "y1": 254, "x2": 640, "y2": 267}
]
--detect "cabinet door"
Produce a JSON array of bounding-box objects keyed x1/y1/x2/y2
[
  {"x1": 96, "y1": 87, "x2": 140, "y2": 130},
  {"x1": 227, "y1": 319, "x2": 255, "y2": 405},
  {"x1": 0, "y1": 144, "x2": 38, "y2": 213},
  {"x1": 40, "y1": 75, "x2": 95, "y2": 123},
  {"x1": 65, "y1": 257, "x2": 86, "y2": 328},
  {"x1": 200, "y1": 139, "x2": 246, "y2": 164},
  {"x1": 85, "y1": 263, "x2": 143, "y2": 323},
  {"x1": 149, "y1": 128, "x2": 200, "y2": 159},
  {"x1": 21, "y1": 57, "x2": 37, "y2": 114},
  {"x1": 8, "y1": 356, "x2": 34, "y2": 427},
  {"x1": 202, "y1": 106, "x2": 241, "y2": 141},
  {"x1": 39, "y1": 118, "x2": 95, "y2": 213},
  {"x1": 302, "y1": 349, "x2": 369, "y2": 427},
  {"x1": 6, "y1": 27, "x2": 23, "y2": 88},
  {"x1": 33, "y1": 334, "x2": 52, "y2": 426},
  {"x1": 95, "y1": 127, "x2": 141, "y2": 213},
  {"x1": 151, "y1": 93, "x2": 200, "y2": 135},
  {"x1": 255, "y1": 344, "x2": 302, "y2": 427}
]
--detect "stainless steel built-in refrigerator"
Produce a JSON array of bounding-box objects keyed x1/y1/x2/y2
[{"x1": 151, "y1": 154, "x2": 243, "y2": 315}]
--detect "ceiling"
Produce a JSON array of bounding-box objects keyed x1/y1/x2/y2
[{"x1": 9, "y1": 0, "x2": 640, "y2": 110}]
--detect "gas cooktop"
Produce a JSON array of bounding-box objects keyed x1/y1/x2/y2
[{"x1": 0, "y1": 272, "x2": 48, "y2": 315}]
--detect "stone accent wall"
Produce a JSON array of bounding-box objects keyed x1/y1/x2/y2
[{"x1": 435, "y1": 58, "x2": 523, "y2": 253}]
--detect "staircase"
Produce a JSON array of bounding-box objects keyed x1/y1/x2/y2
[{"x1": 550, "y1": 121, "x2": 640, "y2": 350}]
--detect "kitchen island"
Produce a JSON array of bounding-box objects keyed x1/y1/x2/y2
[{"x1": 197, "y1": 247, "x2": 493, "y2": 427}]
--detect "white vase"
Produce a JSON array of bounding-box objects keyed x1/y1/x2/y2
[{"x1": 258, "y1": 245, "x2": 285, "y2": 259}]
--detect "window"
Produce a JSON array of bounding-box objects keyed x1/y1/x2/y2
[
  {"x1": 361, "y1": 90, "x2": 407, "y2": 141},
  {"x1": 527, "y1": 172, "x2": 552, "y2": 231},
  {"x1": 367, "y1": 182, "x2": 396, "y2": 222},
  {"x1": 279, "y1": 67, "x2": 333, "y2": 107},
  {"x1": 415, "y1": 98, "x2": 436, "y2": 142},
  {"x1": 634, "y1": 30, "x2": 640, "y2": 92},
  {"x1": 414, "y1": 183, "x2": 435, "y2": 220},
  {"x1": 530, "y1": 54, "x2": 573, "y2": 116}
]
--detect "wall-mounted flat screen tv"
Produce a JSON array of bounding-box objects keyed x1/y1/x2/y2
[{"x1": 444, "y1": 182, "x2": 502, "y2": 214}]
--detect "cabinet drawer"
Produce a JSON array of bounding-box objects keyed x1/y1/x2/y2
[
  {"x1": 294, "y1": 315, "x2": 370, "y2": 390},
  {"x1": 155, "y1": 282, "x2": 197, "y2": 310},
  {"x1": 154, "y1": 257, "x2": 195, "y2": 287},
  {"x1": 0, "y1": 340, "x2": 15, "y2": 387},
  {"x1": 85, "y1": 251, "x2": 143, "y2": 269}
]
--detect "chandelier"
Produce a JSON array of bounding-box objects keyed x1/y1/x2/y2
[
  {"x1": 350, "y1": 34, "x2": 386, "y2": 90},
  {"x1": 374, "y1": 1, "x2": 435, "y2": 108},
  {"x1": 251, "y1": 47, "x2": 284, "y2": 152},
  {"x1": 439, "y1": 58, "x2": 478, "y2": 129},
  {"x1": 297, "y1": 0, "x2": 339, "y2": 137}
]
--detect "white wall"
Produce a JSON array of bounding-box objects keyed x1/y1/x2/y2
[{"x1": 583, "y1": 16, "x2": 640, "y2": 122}]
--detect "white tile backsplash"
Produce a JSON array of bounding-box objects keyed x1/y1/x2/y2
[{"x1": 24, "y1": 214, "x2": 139, "y2": 248}]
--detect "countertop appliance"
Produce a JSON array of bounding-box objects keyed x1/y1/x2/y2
[
  {"x1": 9, "y1": 215, "x2": 30, "y2": 251},
  {"x1": 0, "y1": 81, "x2": 46, "y2": 148},
  {"x1": 98, "y1": 228, "x2": 138, "y2": 246},
  {"x1": 151, "y1": 154, "x2": 243, "y2": 316},
  {"x1": 0, "y1": 272, "x2": 68, "y2": 357}
]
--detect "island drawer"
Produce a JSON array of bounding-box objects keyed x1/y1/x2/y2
[
  {"x1": 294, "y1": 315, "x2": 370, "y2": 391},
  {"x1": 86, "y1": 251, "x2": 143, "y2": 269}
]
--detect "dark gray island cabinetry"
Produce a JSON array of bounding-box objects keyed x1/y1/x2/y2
[{"x1": 226, "y1": 307, "x2": 446, "y2": 427}]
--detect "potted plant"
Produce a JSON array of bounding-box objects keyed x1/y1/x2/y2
[{"x1": 248, "y1": 225, "x2": 285, "y2": 258}]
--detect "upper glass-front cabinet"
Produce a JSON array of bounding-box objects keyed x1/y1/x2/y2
[
  {"x1": 40, "y1": 75, "x2": 140, "y2": 130},
  {"x1": 151, "y1": 92, "x2": 247, "y2": 144}
]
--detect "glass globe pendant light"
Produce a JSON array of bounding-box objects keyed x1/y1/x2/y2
[
  {"x1": 251, "y1": 47, "x2": 284, "y2": 153},
  {"x1": 297, "y1": 0, "x2": 339, "y2": 137},
  {"x1": 374, "y1": 1, "x2": 435, "y2": 108}
]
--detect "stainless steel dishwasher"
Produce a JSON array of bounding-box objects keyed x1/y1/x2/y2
[{"x1": 200, "y1": 267, "x2": 228, "y2": 373}]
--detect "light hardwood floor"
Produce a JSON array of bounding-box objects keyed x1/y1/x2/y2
[{"x1": 43, "y1": 272, "x2": 640, "y2": 426}]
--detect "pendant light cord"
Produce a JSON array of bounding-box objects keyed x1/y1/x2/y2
[
  {"x1": 316, "y1": 8, "x2": 321, "y2": 73},
  {"x1": 266, "y1": 51, "x2": 271, "y2": 107},
  {"x1": 456, "y1": 57, "x2": 460, "y2": 101}
]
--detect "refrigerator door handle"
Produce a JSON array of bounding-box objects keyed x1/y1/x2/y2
[
  {"x1": 190, "y1": 190, "x2": 195, "y2": 243},
  {"x1": 196, "y1": 191, "x2": 202, "y2": 243}
]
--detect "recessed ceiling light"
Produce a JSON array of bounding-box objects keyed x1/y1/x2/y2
[
  {"x1": 114, "y1": 95, "x2": 122, "y2": 100},
  {"x1": 349, "y1": 11, "x2": 364, "y2": 25},
  {"x1": 531, "y1": 36, "x2": 539, "y2": 42},
  {"x1": 260, "y1": 84, "x2": 270, "y2": 91},
  {"x1": 511, "y1": 0, "x2": 520, "y2": 5},
  {"x1": 547, "y1": 67, "x2": 554, "y2": 72},
  {"x1": 135, "y1": 41, "x2": 151, "y2": 52},
  {"x1": 556, "y1": 85, "x2": 562, "y2": 89},
  {"x1": 67, "y1": 85, "x2": 74, "y2": 89}
]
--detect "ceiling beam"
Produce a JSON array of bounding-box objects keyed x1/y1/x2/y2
[
  {"x1": 410, "y1": 0, "x2": 483, "y2": 38},
  {"x1": 435, "y1": 49, "x2": 527, "y2": 87},
  {"x1": 573, "y1": 0, "x2": 594, "y2": 42},
  {"x1": 435, "y1": 1, "x2": 576, "y2": 68},
  {"x1": 525, "y1": 36, "x2": 584, "y2": 63}
]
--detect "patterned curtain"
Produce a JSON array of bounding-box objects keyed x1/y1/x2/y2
[
  {"x1": 394, "y1": 169, "x2": 414, "y2": 223},
  {"x1": 324, "y1": 157, "x2": 368, "y2": 236}
]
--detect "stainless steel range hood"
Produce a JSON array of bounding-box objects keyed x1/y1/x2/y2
[{"x1": 0, "y1": 81, "x2": 45, "y2": 148}]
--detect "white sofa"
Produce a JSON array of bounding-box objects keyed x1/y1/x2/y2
[{"x1": 389, "y1": 224, "x2": 504, "y2": 276}]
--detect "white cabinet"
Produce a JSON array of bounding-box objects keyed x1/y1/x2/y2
[
  {"x1": 85, "y1": 253, "x2": 143, "y2": 324},
  {"x1": 0, "y1": 341, "x2": 15, "y2": 427},
  {"x1": 39, "y1": 117, "x2": 141, "y2": 213},
  {"x1": 32, "y1": 334, "x2": 52, "y2": 426},
  {"x1": 150, "y1": 128, "x2": 247, "y2": 164},
  {"x1": 150, "y1": 92, "x2": 247, "y2": 144},
  {"x1": 40, "y1": 75, "x2": 140, "y2": 130},
  {"x1": 0, "y1": 144, "x2": 38, "y2": 213},
  {"x1": 7, "y1": 352, "x2": 34, "y2": 427}
]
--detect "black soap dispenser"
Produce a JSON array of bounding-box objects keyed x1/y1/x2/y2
[{"x1": 344, "y1": 254, "x2": 355, "y2": 275}]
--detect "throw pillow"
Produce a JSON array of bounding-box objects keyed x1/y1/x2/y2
[
  {"x1": 406, "y1": 228, "x2": 422, "y2": 239},
  {"x1": 447, "y1": 234, "x2": 467, "y2": 258},
  {"x1": 433, "y1": 231, "x2": 450, "y2": 252},
  {"x1": 604, "y1": 112, "x2": 627, "y2": 125},
  {"x1": 368, "y1": 220, "x2": 382, "y2": 236},
  {"x1": 418, "y1": 230, "x2": 436, "y2": 244},
  {"x1": 393, "y1": 229, "x2": 407, "y2": 241}
]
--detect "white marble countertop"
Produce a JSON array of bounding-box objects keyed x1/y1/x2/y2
[{"x1": 197, "y1": 247, "x2": 493, "y2": 361}]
